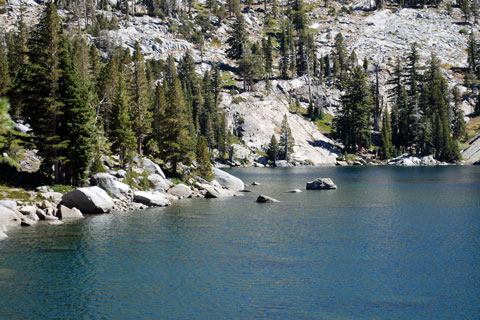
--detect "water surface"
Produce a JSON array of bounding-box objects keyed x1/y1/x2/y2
[{"x1": 0, "y1": 166, "x2": 479, "y2": 319}]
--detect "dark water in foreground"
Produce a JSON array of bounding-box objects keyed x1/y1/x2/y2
[{"x1": 0, "y1": 166, "x2": 479, "y2": 319}]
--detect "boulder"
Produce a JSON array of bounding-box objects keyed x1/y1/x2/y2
[
  {"x1": 35, "y1": 208, "x2": 58, "y2": 221},
  {"x1": 62, "y1": 186, "x2": 114, "y2": 213},
  {"x1": 148, "y1": 174, "x2": 173, "y2": 190},
  {"x1": 27, "y1": 212, "x2": 40, "y2": 221},
  {"x1": 212, "y1": 168, "x2": 245, "y2": 192},
  {"x1": 204, "y1": 187, "x2": 236, "y2": 198},
  {"x1": 133, "y1": 191, "x2": 171, "y2": 207},
  {"x1": 113, "y1": 181, "x2": 131, "y2": 195},
  {"x1": 58, "y1": 205, "x2": 83, "y2": 219},
  {"x1": 0, "y1": 205, "x2": 22, "y2": 234},
  {"x1": 20, "y1": 216, "x2": 36, "y2": 226},
  {"x1": 90, "y1": 173, "x2": 122, "y2": 199},
  {"x1": 256, "y1": 195, "x2": 280, "y2": 203},
  {"x1": 275, "y1": 160, "x2": 289, "y2": 167},
  {"x1": 306, "y1": 178, "x2": 337, "y2": 190},
  {"x1": 286, "y1": 189, "x2": 302, "y2": 193},
  {"x1": 141, "y1": 158, "x2": 165, "y2": 178},
  {"x1": 167, "y1": 184, "x2": 192, "y2": 198},
  {"x1": 19, "y1": 205, "x2": 37, "y2": 215},
  {"x1": 0, "y1": 200, "x2": 18, "y2": 212},
  {"x1": 39, "y1": 200, "x2": 53, "y2": 209}
]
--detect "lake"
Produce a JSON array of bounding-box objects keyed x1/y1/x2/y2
[{"x1": 0, "y1": 166, "x2": 479, "y2": 319}]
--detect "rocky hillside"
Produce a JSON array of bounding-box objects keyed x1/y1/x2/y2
[{"x1": 1, "y1": 0, "x2": 478, "y2": 164}]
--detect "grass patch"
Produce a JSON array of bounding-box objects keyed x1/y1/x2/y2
[
  {"x1": 51, "y1": 184, "x2": 75, "y2": 194},
  {"x1": 458, "y1": 141, "x2": 470, "y2": 151},
  {"x1": 316, "y1": 113, "x2": 334, "y2": 134},
  {"x1": 6, "y1": 189, "x2": 31, "y2": 201},
  {"x1": 232, "y1": 96, "x2": 247, "y2": 104},
  {"x1": 466, "y1": 116, "x2": 480, "y2": 141}
]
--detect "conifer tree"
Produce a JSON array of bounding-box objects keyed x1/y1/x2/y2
[
  {"x1": 334, "y1": 66, "x2": 373, "y2": 152},
  {"x1": 7, "y1": 9, "x2": 28, "y2": 78},
  {"x1": 280, "y1": 22, "x2": 290, "y2": 79},
  {"x1": 0, "y1": 43, "x2": 10, "y2": 97},
  {"x1": 58, "y1": 36, "x2": 95, "y2": 185},
  {"x1": 159, "y1": 76, "x2": 195, "y2": 175},
  {"x1": 380, "y1": 106, "x2": 393, "y2": 160},
  {"x1": 196, "y1": 136, "x2": 214, "y2": 181},
  {"x1": 267, "y1": 134, "x2": 279, "y2": 162},
  {"x1": 475, "y1": 93, "x2": 480, "y2": 116},
  {"x1": 14, "y1": 2, "x2": 63, "y2": 181},
  {"x1": 451, "y1": 87, "x2": 466, "y2": 140},
  {"x1": 279, "y1": 114, "x2": 295, "y2": 161},
  {"x1": 111, "y1": 73, "x2": 136, "y2": 167},
  {"x1": 226, "y1": 14, "x2": 247, "y2": 60},
  {"x1": 130, "y1": 42, "x2": 152, "y2": 155}
]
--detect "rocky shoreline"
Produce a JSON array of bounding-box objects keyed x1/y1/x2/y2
[
  {"x1": 1, "y1": 153, "x2": 478, "y2": 241},
  {"x1": 0, "y1": 158, "x2": 246, "y2": 241}
]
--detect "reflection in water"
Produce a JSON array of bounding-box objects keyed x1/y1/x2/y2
[{"x1": 0, "y1": 166, "x2": 479, "y2": 319}]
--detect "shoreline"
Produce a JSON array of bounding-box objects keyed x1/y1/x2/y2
[{"x1": 1, "y1": 162, "x2": 478, "y2": 241}]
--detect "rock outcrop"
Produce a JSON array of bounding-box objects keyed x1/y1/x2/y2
[
  {"x1": 212, "y1": 168, "x2": 245, "y2": 191},
  {"x1": 62, "y1": 186, "x2": 114, "y2": 213},
  {"x1": 306, "y1": 178, "x2": 337, "y2": 190}
]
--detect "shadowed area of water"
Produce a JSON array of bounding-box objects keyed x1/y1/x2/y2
[{"x1": 0, "y1": 166, "x2": 479, "y2": 319}]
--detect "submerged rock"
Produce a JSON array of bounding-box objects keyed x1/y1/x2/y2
[
  {"x1": 256, "y1": 195, "x2": 280, "y2": 203},
  {"x1": 286, "y1": 189, "x2": 302, "y2": 193},
  {"x1": 62, "y1": 186, "x2": 114, "y2": 213},
  {"x1": 251, "y1": 181, "x2": 261, "y2": 186},
  {"x1": 212, "y1": 168, "x2": 245, "y2": 191},
  {"x1": 306, "y1": 178, "x2": 337, "y2": 190}
]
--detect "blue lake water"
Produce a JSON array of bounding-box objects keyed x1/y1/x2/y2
[{"x1": 0, "y1": 166, "x2": 479, "y2": 319}]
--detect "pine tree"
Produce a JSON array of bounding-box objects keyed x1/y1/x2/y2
[
  {"x1": 451, "y1": 87, "x2": 466, "y2": 140},
  {"x1": 475, "y1": 93, "x2": 480, "y2": 116},
  {"x1": 7, "y1": 8, "x2": 28, "y2": 78},
  {"x1": 380, "y1": 106, "x2": 393, "y2": 160},
  {"x1": 262, "y1": 36, "x2": 273, "y2": 78},
  {"x1": 58, "y1": 36, "x2": 95, "y2": 185},
  {"x1": 195, "y1": 136, "x2": 214, "y2": 181},
  {"x1": 280, "y1": 22, "x2": 290, "y2": 79},
  {"x1": 334, "y1": 66, "x2": 373, "y2": 152},
  {"x1": 266, "y1": 134, "x2": 279, "y2": 162},
  {"x1": 279, "y1": 114, "x2": 295, "y2": 161},
  {"x1": 226, "y1": 14, "x2": 247, "y2": 60},
  {"x1": 159, "y1": 76, "x2": 195, "y2": 175},
  {"x1": 14, "y1": 2, "x2": 63, "y2": 181},
  {"x1": 0, "y1": 43, "x2": 10, "y2": 97},
  {"x1": 130, "y1": 41, "x2": 152, "y2": 155},
  {"x1": 111, "y1": 73, "x2": 136, "y2": 167}
]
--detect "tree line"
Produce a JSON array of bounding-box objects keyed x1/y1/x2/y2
[{"x1": 0, "y1": 2, "x2": 233, "y2": 185}]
